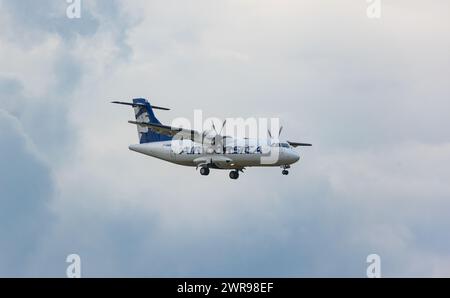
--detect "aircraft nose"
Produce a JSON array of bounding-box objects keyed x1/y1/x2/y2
[
  {"x1": 287, "y1": 150, "x2": 300, "y2": 164},
  {"x1": 292, "y1": 151, "x2": 300, "y2": 162},
  {"x1": 128, "y1": 144, "x2": 139, "y2": 152}
]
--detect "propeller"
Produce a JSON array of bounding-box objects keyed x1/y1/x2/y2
[
  {"x1": 212, "y1": 120, "x2": 227, "y2": 135},
  {"x1": 268, "y1": 125, "x2": 312, "y2": 147},
  {"x1": 201, "y1": 120, "x2": 227, "y2": 147},
  {"x1": 268, "y1": 125, "x2": 283, "y2": 140},
  {"x1": 212, "y1": 120, "x2": 227, "y2": 147}
]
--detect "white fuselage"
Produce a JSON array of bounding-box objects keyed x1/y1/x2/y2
[{"x1": 128, "y1": 139, "x2": 300, "y2": 169}]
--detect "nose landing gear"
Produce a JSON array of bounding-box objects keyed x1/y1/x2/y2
[{"x1": 281, "y1": 165, "x2": 290, "y2": 176}]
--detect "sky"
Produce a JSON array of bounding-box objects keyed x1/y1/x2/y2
[{"x1": 0, "y1": 0, "x2": 449, "y2": 277}]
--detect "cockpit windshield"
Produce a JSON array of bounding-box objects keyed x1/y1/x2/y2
[{"x1": 271, "y1": 143, "x2": 290, "y2": 148}]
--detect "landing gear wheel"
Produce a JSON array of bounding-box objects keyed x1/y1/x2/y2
[
  {"x1": 282, "y1": 170, "x2": 289, "y2": 175},
  {"x1": 229, "y1": 170, "x2": 239, "y2": 180},
  {"x1": 200, "y1": 167, "x2": 210, "y2": 176}
]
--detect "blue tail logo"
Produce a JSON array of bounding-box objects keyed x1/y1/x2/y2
[
  {"x1": 132, "y1": 98, "x2": 172, "y2": 144},
  {"x1": 112, "y1": 98, "x2": 172, "y2": 144}
]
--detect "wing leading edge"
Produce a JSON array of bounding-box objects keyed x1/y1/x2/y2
[{"x1": 287, "y1": 141, "x2": 312, "y2": 147}]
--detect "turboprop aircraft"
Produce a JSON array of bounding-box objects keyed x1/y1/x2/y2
[{"x1": 112, "y1": 98, "x2": 311, "y2": 179}]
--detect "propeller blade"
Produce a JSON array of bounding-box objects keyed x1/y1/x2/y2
[
  {"x1": 218, "y1": 120, "x2": 227, "y2": 135},
  {"x1": 268, "y1": 126, "x2": 283, "y2": 139},
  {"x1": 201, "y1": 130, "x2": 208, "y2": 140}
]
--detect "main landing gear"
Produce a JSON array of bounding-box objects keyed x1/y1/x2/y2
[
  {"x1": 282, "y1": 170, "x2": 289, "y2": 175},
  {"x1": 229, "y1": 170, "x2": 239, "y2": 180},
  {"x1": 198, "y1": 166, "x2": 242, "y2": 179},
  {"x1": 200, "y1": 167, "x2": 210, "y2": 176}
]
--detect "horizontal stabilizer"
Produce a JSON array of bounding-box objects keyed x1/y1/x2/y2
[{"x1": 111, "y1": 101, "x2": 170, "y2": 110}]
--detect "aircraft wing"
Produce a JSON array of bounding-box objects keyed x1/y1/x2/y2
[
  {"x1": 128, "y1": 121, "x2": 202, "y2": 141},
  {"x1": 287, "y1": 141, "x2": 312, "y2": 147}
]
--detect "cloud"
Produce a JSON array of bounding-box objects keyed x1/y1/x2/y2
[
  {"x1": 0, "y1": 110, "x2": 54, "y2": 276},
  {"x1": 0, "y1": 0, "x2": 449, "y2": 277},
  {"x1": 0, "y1": 0, "x2": 99, "y2": 44},
  {"x1": 0, "y1": 0, "x2": 131, "y2": 162}
]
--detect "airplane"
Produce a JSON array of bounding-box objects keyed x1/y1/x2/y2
[{"x1": 112, "y1": 98, "x2": 311, "y2": 179}]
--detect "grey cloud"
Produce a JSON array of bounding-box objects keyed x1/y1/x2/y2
[
  {"x1": 0, "y1": 0, "x2": 131, "y2": 161},
  {"x1": 1, "y1": 0, "x2": 450, "y2": 277},
  {"x1": 0, "y1": 76, "x2": 73, "y2": 162},
  {"x1": 0, "y1": 111, "x2": 54, "y2": 276},
  {"x1": 0, "y1": 0, "x2": 132, "y2": 57},
  {"x1": 0, "y1": 0, "x2": 99, "y2": 44}
]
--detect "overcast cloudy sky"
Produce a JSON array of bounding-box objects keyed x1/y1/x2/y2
[{"x1": 0, "y1": 0, "x2": 449, "y2": 277}]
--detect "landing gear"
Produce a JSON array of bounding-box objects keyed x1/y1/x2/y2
[
  {"x1": 229, "y1": 170, "x2": 239, "y2": 180},
  {"x1": 200, "y1": 167, "x2": 210, "y2": 176},
  {"x1": 281, "y1": 165, "x2": 290, "y2": 176}
]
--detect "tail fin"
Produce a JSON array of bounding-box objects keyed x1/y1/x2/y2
[
  {"x1": 113, "y1": 98, "x2": 172, "y2": 144},
  {"x1": 132, "y1": 98, "x2": 172, "y2": 143}
]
